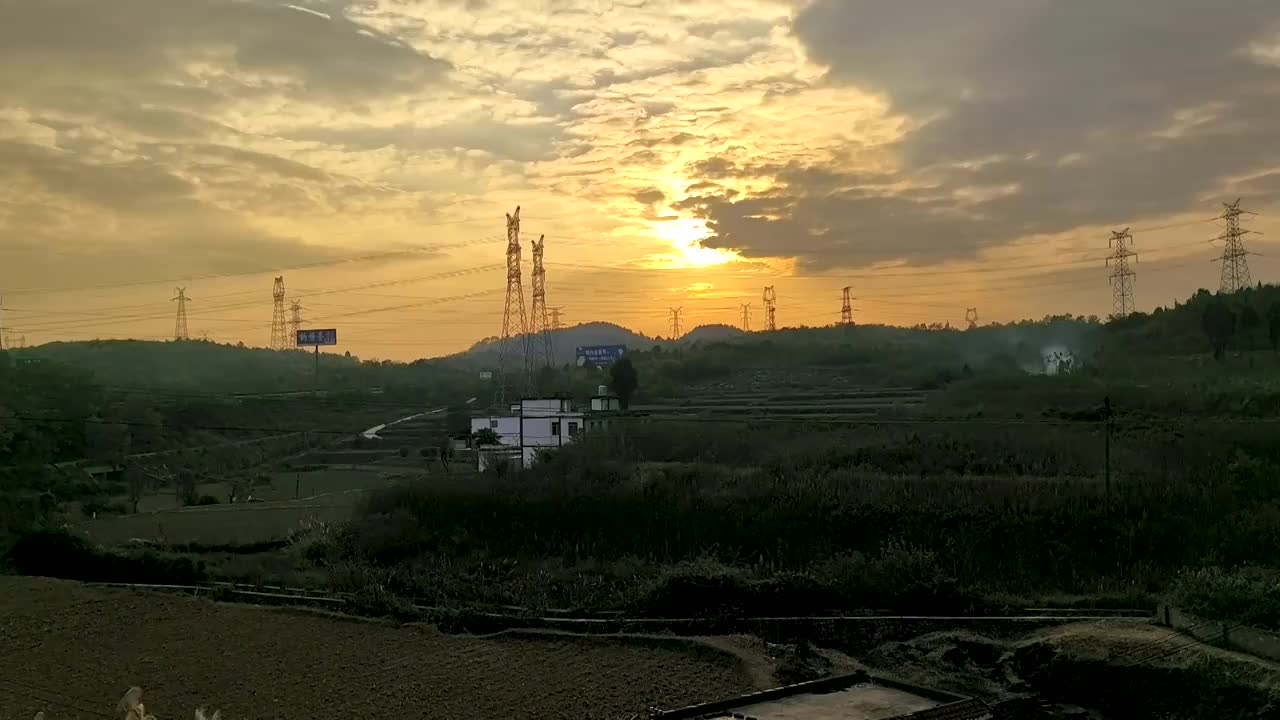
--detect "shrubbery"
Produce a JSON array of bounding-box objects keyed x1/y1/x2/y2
[
  {"x1": 6, "y1": 528, "x2": 206, "y2": 584},
  {"x1": 1170, "y1": 566, "x2": 1280, "y2": 631}
]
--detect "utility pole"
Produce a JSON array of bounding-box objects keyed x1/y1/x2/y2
[
  {"x1": 530, "y1": 234, "x2": 554, "y2": 369},
  {"x1": 1214, "y1": 199, "x2": 1256, "y2": 294},
  {"x1": 841, "y1": 287, "x2": 854, "y2": 325},
  {"x1": 740, "y1": 303, "x2": 751, "y2": 332},
  {"x1": 965, "y1": 307, "x2": 979, "y2": 330},
  {"x1": 669, "y1": 307, "x2": 684, "y2": 338},
  {"x1": 550, "y1": 307, "x2": 564, "y2": 331},
  {"x1": 496, "y1": 206, "x2": 532, "y2": 407},
  {"x1": 762, "y1": 286, "x2": 777, "y2": 332},
  {"x1": 289, "y1": 300, "x2": 304, "y2": 348},
  {"x1": 172, "y1": 287, "x2": 191, "y2": 341},
  {"x1": 1106, "y1": 228, "x2": 1137, "y2": 318},
  {"x1": 270, "y1": 276, "x2": 288, "y2": 350}
]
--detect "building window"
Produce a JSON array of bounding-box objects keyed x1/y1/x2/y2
[
  {"x1": 551, "y1": 421, "x2": 560, "y2": 436},
  {"x1": 568, "y1": 421, "x2": 579, "y2": 436},
  {"x1": 489, "y1": 419, "x2": 498, "y2": 429}
]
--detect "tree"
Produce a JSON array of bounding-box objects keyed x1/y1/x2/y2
[
  {"x1": 1239, "y1": 305, "x2": 1262, "y2": 350},
  {"x1": 1268, "y1": 302, "x2": 1280, "y2": 353},
  {"x1": 609, "y1": 356, "x2": 639, "y2": 409},
  {"x1": 1202, "y1": 301, "x2": 1237, "y2": 361},
  {"x1": 472, "y1": 427, "x2": 500, "y2": 446}
]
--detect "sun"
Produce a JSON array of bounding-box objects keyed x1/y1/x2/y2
[{"x1": 649, "y1": 216, "x2": 738, "y2": 268}]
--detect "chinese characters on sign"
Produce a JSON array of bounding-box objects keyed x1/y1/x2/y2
[
  {"x1": 296, "y1": 329, "x2": 338, "y2": 346},
  {"x1": 575, "y1": 344, "x2": 627, "y2": 367}
]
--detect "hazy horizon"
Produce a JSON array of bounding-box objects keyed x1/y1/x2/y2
[{"x1": 2, "y1": 0, "x2": 1279, "y2": 360}]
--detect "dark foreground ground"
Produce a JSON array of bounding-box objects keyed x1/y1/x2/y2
[{"x1": 0, "y1": 577, "x2": 756, "y2": 720}]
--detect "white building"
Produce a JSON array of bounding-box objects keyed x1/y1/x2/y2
[{"x1": 471, "y1": 397, "x2": 585, "y2": 471}]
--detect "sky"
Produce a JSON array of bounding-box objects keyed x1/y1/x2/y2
[{"x1": 1, "y1": 0, "x2": 1279, "y2": 360}]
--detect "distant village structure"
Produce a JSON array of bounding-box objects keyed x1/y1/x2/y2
[{"x1": 471, "y1": 386, "x2": 622, "y2": 471}]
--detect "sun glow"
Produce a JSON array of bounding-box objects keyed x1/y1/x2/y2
[{"x1": 647, "y1": 216, "x2": 739, "y2": 268}]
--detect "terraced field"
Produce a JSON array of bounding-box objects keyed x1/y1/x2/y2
[{"x1": 0, "y1": 577, "x2": 758, "y2": 720}]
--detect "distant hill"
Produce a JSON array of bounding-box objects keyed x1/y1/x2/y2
[
  {"x1": 680, "y1": 324, "x2": 745, "y2": 344},
  {"x1": 458, "y1": 322, "x2": 660, "y2": 367},
  {"x1": 7, "y1": 338, "x2": 473, "y2": 395}
]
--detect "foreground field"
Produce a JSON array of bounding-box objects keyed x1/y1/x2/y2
[{"x1": 0, "y1": 577, "x2": 756, "y2": 720}]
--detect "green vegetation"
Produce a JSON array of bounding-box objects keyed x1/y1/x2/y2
[{"x1": 608, "y1": 356, "x2": 639, "y2": 409}]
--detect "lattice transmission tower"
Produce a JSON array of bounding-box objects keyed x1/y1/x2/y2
[
  {"x1": 965, "y1": 307, "x2": 979, "y2": 330},
  {"x1": 1106, "y1": 228, "x2": 1137, "y2": 318},
  {"x1": 762, "y1": 286, "x2": 777, "y2": 331},
  {"x1": 841, "y1": 287, "x2": 854, "y2": 325},
  {"x1": 269, "y1": 276, "x2": 288, "y2": 350},
  {"x1": 172, "y1": 287, "x2": 191, "y2": 340},
  {"x1": 550, "y1": 307, "x2": 564, "y2": 330},
  {"x1": 530, "y1": 235, "x2": 554, "y2": 369},
  {"x1": 1215, "y1": 199, "x2": 1256, "y2": 294},
  {"x1": 289, "y1": 300, "x2": 304, "y2": 347},
  {"x1": 0, "y1": 293, "x2": 6, "y2": 350},
  {"x1": 495, "y1": 207, "x2": 532, "y2": 407},
  {"x1": 669, "y1": 307, "x2": 684, "y2": 338},
  {"x1": 740, "y1": 303, "x2": 751, "y2": 332}
]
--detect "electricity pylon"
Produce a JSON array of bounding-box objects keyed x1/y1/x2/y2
[
  {"x1": 289, "y1": 300, "x2": 303, "y2": 348},
  {"x1": 965, "y1": 307, "x2": 979, "y2": 330},
  {"x1": 270, "y1": 276, "x2": 288, "y2": 350},
  {"x1": 1107, "y1": 228, "x2": 1137, "y2": 318},
  {"x1": 530, "y1": 234, "x2": 554, "y2": 368},
  {"x1": 740, "y1": 303, "x2": 751, "y2": 331},
  {"x1": 1215, "y1": 199, "x2": 1256, "y2": 294},
  {"x1": 762, "y1": 286, "x2": 777, "y2": 331},
  {"x1": 172, "y1": 287, "x2": 190, "y2": 340},
  {"x1": 495, "y1": 206, "x2": 532, "y2": 407},
  {"x1": 841, "y1": 287, "x2": 854, "y2": 325},
  {"x1": 669, "y1": 307, "x2": 684, "y2": 338}
]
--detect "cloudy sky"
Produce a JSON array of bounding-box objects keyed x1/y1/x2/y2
[{"x1": 1, "y1": 0, "x2": 1278, "y2": 358}]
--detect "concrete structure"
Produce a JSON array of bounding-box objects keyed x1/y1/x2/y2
[{"x1": 471, "y1": 397, "x2": 585, "y2": 471}]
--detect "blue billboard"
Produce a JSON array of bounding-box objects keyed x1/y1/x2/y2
[
  {"x1": 296, "y1": 328, "x2": 337, "y2": 346},
  {"x1": 576, "y1": 344, "x2": 627, "y2": 367}
]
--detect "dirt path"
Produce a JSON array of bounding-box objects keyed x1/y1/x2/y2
[{"x1": 0, "y1": 577, "x2": 755, "y2": 719}]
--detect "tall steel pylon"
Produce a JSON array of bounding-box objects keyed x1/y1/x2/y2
[
  {"x1": 172, "y1": 287, "x2": 191, "y2": 340},
  {"x1": 762, "y1": 286, "x2": 777, "y2": 331},
  {"x1": 669, "y1": 307, "x2": 684, "y2": 338},
  {"x1": 965, "y1": 307, "x2": 979, "y2": 330},
  {"x1": 0, "y1": 293, "x2": 6, "y2": 350},
  {"x1": 530, "y1": 234, "x2": 554, "y2": 368},
  {"x1": 740, "y1": 303, "x2": 751, "y2": 332},
  {"x1": 550, "y1": 307, "x2": 564, "y2": 330},
  {"x1": 1215, "y1": 199, "x2": 1256, "y2": 294},
  {"x1": 289, "y1": 300, "x2": 304, "y2": 347},
  {"x1": 1106, "y1": 228, "x2": 1137, "y2": 318},
  {"x1": 495, "y1": 206, "x2": 532, "y2": 407},
  {"x1": 841, "y1": 287, "x2": 854, "y2": 325},
  {"x1": 269, "y1": 276, "x2": 288, "y2": 350}
]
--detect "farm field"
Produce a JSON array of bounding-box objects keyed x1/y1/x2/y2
[{"x1": 0, "y1": 577, "x2": 758, "y2": 720}]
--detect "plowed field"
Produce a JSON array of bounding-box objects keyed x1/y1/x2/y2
[{"x1": 0, "y1": 578, "x2": 754, "y2": 719}]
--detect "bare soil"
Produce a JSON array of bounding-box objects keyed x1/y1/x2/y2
[{"x1": 0, "y1": 577, "x2": 755, "y2": 720}]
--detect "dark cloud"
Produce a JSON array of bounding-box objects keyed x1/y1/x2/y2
[
  {"x1": 706, "y1": 0, "x2": 1280, "y2": 269},
  {"x1": 633, "y1": 188, "x2": 666, "y2": 205},
  {"x1": 0, "y1": 0, "x2": 451, "y2": 102}
]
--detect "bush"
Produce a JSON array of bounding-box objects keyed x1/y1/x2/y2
[
  {"x1": 80, "y1": 496, "x2": 130, "y2": 517},
  {"x1": 1170, "y1": 566, "x2": 1280, "y2": 630},
  {"x1": 6, "y1": 528, "x2": 206, "y2": 584},
  {"x1": 194, "y1": 495, "x2": 220, "y2": 506}
]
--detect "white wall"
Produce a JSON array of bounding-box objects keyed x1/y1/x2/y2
[{"x1": 470, "y1": 416, "x2": 520, "y2": 447}]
